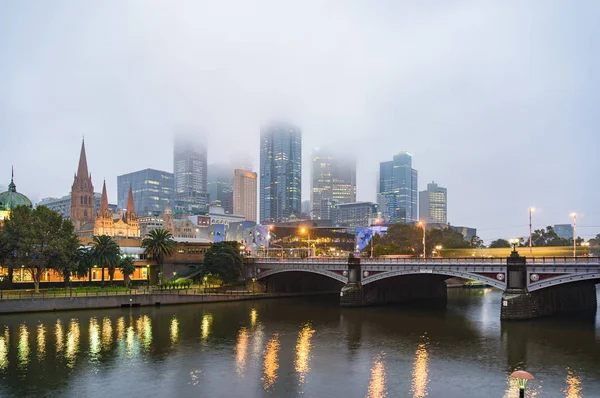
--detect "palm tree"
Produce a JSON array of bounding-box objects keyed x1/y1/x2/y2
[
  {"x1": 119, "y1": 256, "x2": 136, "y2": 288},
  {"x1": 142, "y1": 228, "x2": 176, "y2": 285},
  {"x1": 90, "y1": 235, "x2": 121, "y2": 285}
]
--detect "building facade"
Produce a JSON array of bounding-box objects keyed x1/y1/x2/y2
[
  {"x1": 233, "y1": 168, "x2": 257, "y2": 222},
  {"x1": 207, "y1": 163, "x2": 233, "y2": 213},
  {"x1": 174, "y1": 134, "x2": 208, "y2": 212},
  {"x1": 378, "y1": 152, "x2": 418, "y2": 224},
  {"x1": 310, "y1": 150, "x2": 356, "y2": 220},
  {"x1": 419, "y1": 182, "x2": 447, "y2": 224},
  {"x1": 93, "y1": 181, "x2": 140, "y2": 238},
  {"x1": 0, "y1": 170, "x2": 33, "y2": 226},
  {"x1": 259, "y1": 122, "x2": 302, "y2": 223},
  {"x1": 554, "y1": 224, "x2": 574, "y2": 240},
  {"x1": 332, "y1": 202, "x2": 378, "y2": 229},
  {"x1": 117, "y1": 169, "x2": 174, "y2": 216},
  {"x1": 70, "y1": 139, "x2": 95, "y2": 230},
  {"x1": 39, "y1": 193, "x2": 115, "y2": 220}
]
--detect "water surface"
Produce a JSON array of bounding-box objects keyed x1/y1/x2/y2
[{"x1": 0, "y1": 288, "x2": 598, "y2": 397}]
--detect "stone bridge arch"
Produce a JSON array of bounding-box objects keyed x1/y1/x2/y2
[{"x1": 361, "y1": 269, "x2": 506, "y2": 290}]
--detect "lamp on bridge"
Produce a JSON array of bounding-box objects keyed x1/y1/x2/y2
[
  {"x1": 435, "y1": 245, "x2": 442, "y2": 258},
  {"x1": 510, "y1": 370, "x2": 534, "y2": 398},
  {"x1": 509, "y1": 238, "x2": 520, "y2": 254},
  {"x1": 581, "y1": 241, "x2": 590, "y2": 257}
]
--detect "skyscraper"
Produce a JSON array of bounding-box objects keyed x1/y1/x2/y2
[
  {"x1": 174, "y1": 134, "x2": 208, "y2": 212},
  {"x1": 233, "y1": 168, "x2": 257, "y2": 222},
  {"x1": 259, "y1": 122, "x2": 302, "y2": 223},
  {"x1": 378, "y1": 152, "x2": 418, "y2": 224},
  {"x1": 117, "y1": 169, "x2": 174, "y2": 216},
  {"x1": 311, "y1": 150, "x2": 356, "y2": 220},
  {"x1": 70, "y1": 139, "x2": 95, "y2": 230},
  {"x1": 207, "y1": 163, "x2": 233, "y2": 214},
  {"x1": 419, "y1": 182, "x2": 447, "y2": 224}
]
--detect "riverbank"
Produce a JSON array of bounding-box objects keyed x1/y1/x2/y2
[{"x1": 0, "y1": 290, "x2": 337, "y2": 315}]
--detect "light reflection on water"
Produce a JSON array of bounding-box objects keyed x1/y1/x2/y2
[
  {"x1": 55, "y1": 319, "x2": 64, "y2": 354},
  {"x1": 18, "y1": 324, "x2": 29, "y2": 369},
  {"x1": 411, "y1": 335, "x2": 429, "y2": 398},
  {"x1": 89, "y1": 317, "x2": 100, "y2": 361},
  {"x1": 170, "y1": 316, "x2": 179, "y2": 346},
  {"x1": 262, "y1": 333, "x2": 280, "y2": 391},
  {"x1": 201, "y1": 313, "x2": 212, "y2": 342},
  {"x1": 367, "y1": 353, "x2": 387, "y2": 398},
  {"x1": 0, "y1": 326, "x2": 8, "y2": 370},
  {"x1": 295, "y1": 322, "x2": 315, "y2": 386},
  {"x1": 235, "y1": 327, "x2": 249, "y2": 376},
  {"x1": 564, "y1": 368, "x2": 582, "y2": 398},
  {"x1": 65, "y1": 319, "x2": 80, "y2": 368},
  {"x1": 102, "y1": 317, "x2": 113, "y2": 350},
  {"x1": 36, "y1": 323, "x2": 46, "y2": 361}
]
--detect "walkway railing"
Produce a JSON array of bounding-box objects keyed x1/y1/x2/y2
[{"x1": 0, "y1": 288, "x2": 261, "y2": 300}]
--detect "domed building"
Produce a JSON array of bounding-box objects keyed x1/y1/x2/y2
[{"x1": 0, "y1": 169, "x2": 33, "y2": 226}]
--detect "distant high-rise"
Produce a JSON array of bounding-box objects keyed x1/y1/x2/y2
[
  {"x1": 174, "y1": 134, "x2": 208, "y2": 212},
  {"x1": 311, "y1": 150, "x2": 356, "y2": 220},
  {"x1": 207, "y1": 163, "x2": 233, "y2": 214},
  {"x1": 259, "y1": 122, "x2": 302, "y2": 223},
  {"x1": 233, "y1": 169, "x2": 257, "y2": 222},
  {"x1": 419, "y1": 182, "x2": 447, "y2": 224},
  {"x1": 117, "y1": 169, "x2": 174, "y2": 216},
  {"x1": 70, "y1": 139, "x2": 95, "y2": 230},
  {"x1": 378, "y1": 152, "x2": 418, "y2": 224}
]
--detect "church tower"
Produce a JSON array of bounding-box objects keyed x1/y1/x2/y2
[
  {"x1": 125, "y1": 185, "x2": 140, "y2": 235},
  {"x1": 70, "y1": 139, "x2": 95, "y2": 230},
  {"x1": 94, "y1": 180, "x2": 114, "y2": 236}
]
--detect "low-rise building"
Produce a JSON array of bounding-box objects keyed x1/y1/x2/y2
[{"x1": 332, "y1": 202, "x2": 378, "y2": 228}]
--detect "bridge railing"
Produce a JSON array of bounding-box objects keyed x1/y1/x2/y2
[{"x1": 253, "y1": 256, "x2": 600, "y2": 265}]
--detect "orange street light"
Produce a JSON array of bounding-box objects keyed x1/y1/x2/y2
[{"x1": 418, "y1": 221, "x2": 426, "y2": 258}]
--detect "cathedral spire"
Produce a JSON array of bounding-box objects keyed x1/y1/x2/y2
[
  {"x1": 77, "y1": 138, "x2": 89, "y2": 178},
  {"x1": 100, "y1": 179, "x2": 109, "y2": 212},
  {"x1": 127, "y1": 185, "x2": 136, "y2": 214}
]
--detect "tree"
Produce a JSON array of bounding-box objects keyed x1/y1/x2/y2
[
  {"x1": 489, "y1": 239, "x2": 511, "y2": 248},
  {"x1": 142, "y1": 228, "x2": 176, "y2": 285},
  {"x1": 2, "y1": 205, "x2": 80, "y2": 293},
  {"x1": 119, "y1": 256, "x2": 136, "y2": 287},
  {"x1": 470, "y1": 235, "x2": 485, "y2": 249},
  {"x1": 202, "y1": 241, "x2": 243, "y2": 285},
  {"x1": 50, "y1": 220, "x2": 81, "y2": 284},
  {"x1": 90, "y1": 235, "x2": 121, "y2": 285},
  {"x1": 75, "y1": 247, "x2": 94, "y2": 280}
]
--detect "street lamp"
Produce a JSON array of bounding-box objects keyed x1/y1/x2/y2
[
  {"x1": 570, "y1": 212, "x2": 577, "y2": 257},
  {"x1": 146, "y1": 264, "x2": 150, "y2": 287},
  {"x1": 435, "y1": 245, "x2": 442, "y2": 258},
  {"x1": 582, "y1": 241, "x2": 590, "y2": 257},
  {"x1": 511, "y1": 370, "x2": 534, "y2": 398},
  {"x1": 418, "y1": 221, "x2": 426, "y2": 258},
  {"x1": 529, "y1": 207, "x2": 535, "y2": 256},
  {"x1": 300, "y1": 227, "x2": 309, "y2": 257}
]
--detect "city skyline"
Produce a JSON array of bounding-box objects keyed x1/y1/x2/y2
[{"x1": 1, "y1": 2, "x2": 598, "y2": 241}]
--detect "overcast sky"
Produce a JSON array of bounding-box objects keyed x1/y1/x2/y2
[{"x1": 1, "y1": 1, "x2": 599, "y2": 241}]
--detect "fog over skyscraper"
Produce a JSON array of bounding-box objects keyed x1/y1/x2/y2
[
  {"x1": 259, "y1": 122, "x2": 302, "y2": 223},
  {"x1": 311, "y1": 149, "x2": 356, "y2": 220},
  {"x1": 173, "y1": 133, "x2": 208, "y2": 212},
  {"x1": 378, "y1": 152, "x2": 418, "y2": 224}
]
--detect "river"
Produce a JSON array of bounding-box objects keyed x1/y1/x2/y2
[{"x1": 0, "y1": 288, "x2": 598, "y2": 397}]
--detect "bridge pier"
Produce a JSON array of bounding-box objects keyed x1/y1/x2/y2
[
  {"x1": 501, "y1": 251, "x2": 598, "y2": 320},
  {"x1": 340, "y1": 255, "x2": 364, "y2": 306}
]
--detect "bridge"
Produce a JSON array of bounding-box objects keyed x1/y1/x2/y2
[{"x1": 245, "y1": 253, "x2": 600, "y2": 320}]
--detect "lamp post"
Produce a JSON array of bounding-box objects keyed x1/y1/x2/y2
[
  {"x1": 529, "y1": 207, "x2": 535, "y2": 256},
  {"x1": 300, "y1": 227, "x2": 309, "y2": 257},
  {"x1": 418, "y1": 221, "x2": 426, "y2": 258},
  {"x1": 435, "y1": 245, "x2": 442, "y2": 258},
  {"x1": 370, "y1": 218, "x2": 380, "y2": 258},
  {"x1": 511, "y1": 370, "x2": 534, "y2": 398},
  {"x1": 146, "y1": 264, "x2": 150, "y2": 287},
  {"x1": 571, "y1": 213, "x2": 577, "y2": 257},
  {"x1": 582, "y1": 241, "x2": 590, "y2": 257},
  {"x1": 509, "y1": 238, "x2": 520, "y2": 253}
]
